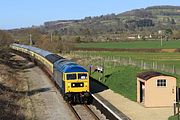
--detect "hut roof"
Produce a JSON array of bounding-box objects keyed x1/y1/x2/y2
[{"x1": 137, "y1": 71, "x2": 171, "y2": 80}]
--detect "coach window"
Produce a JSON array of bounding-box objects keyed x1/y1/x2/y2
[
  {"x1": 78, "y1": 73, "x2": 87, "y2": 80},
  {"x1": 67, "y1": 74, "x2": 76, "y2": 80}
]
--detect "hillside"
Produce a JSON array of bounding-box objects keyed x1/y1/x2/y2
[
  {"x1": 7, "y1": 5, "x2": 180, "y2": 46},
  {"x1": 43, "y1": 5, "x2": 180, "y2": 35}
]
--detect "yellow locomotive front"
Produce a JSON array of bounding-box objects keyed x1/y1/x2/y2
[
  {"x1": 65, "y1": 72, "x2": 89, "y2": 93},
  {"x1": 54, "y1": 60, "x2": 91, "y2": 103},
  {"x1": 63, "y1": 72, "x2": 90, "y2": 103}
]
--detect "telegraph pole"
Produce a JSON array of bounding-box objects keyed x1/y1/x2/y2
[
  {"x1": 50, "y1": 33, "x2": 53, "y2": 42},
  {"x1": 29, "y1": 34, "x2": 32, "y2": 46},
  {"x1": 158, "y1": 30, "x2": 163, "y2": 47}
]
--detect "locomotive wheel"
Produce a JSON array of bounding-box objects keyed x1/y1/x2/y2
[{"x1": 63, "y1": 95, "x2": 68, "y2": 101}]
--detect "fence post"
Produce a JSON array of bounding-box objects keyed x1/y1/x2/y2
[
  {"x1": 144, "y1": 62, "x2": 146, "y2": 69},
  {"x1": 129, "y1": 57, "x2": 131, "y2": 65},
  {"x1": 119, "y1": 57, "x2": 121, "y2": 65},
  {"x1": 173, "y1": 65, "x2": 176, "y2": 74},
  {"x1": 103, "y1": 61, "x2": 105, "y2": 82},
  {"x1": 141, "y1": 60, "x2": 143, "y2": 69},
  {"x1": 153, "y1": 62, "x2": 155, "y2": 69},
  {"x1": 162, "y1": 64, "x2": 165, "y2": 71},
  {"x1": 156, "y1": 62, "x2": 158, "y2": 70}
]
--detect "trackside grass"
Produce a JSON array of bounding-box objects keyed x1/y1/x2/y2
[
  {"x1": 91, "y1": 65, "x2": 180, "y2": 102},
  {"x1": 99, "y1": 65, "x2": 142, "y2": 101},
  {"x1": 90, "y1": 65, "x2": 141, "y2": 101},
  {"x1": 168, "y1": 115, "x2": 179, "y2": 120}
]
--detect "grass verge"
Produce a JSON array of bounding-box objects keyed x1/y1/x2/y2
[
  {"x1": 168, "y1": 115, "x2": 179, "y2": 120},
  {"x1": 91, "y1": 65, "x2": 143, "y2": 101},
  {"x1": 91, "y1": 65, "x2": 180, "y2": 101}
]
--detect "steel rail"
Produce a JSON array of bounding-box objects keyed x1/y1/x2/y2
[
  {"x1": 67, "y1": 103, "x2": 81, "y2": 120},
  {"x1": 83, "y1": 104, "x2": 100, "y2": 120}
]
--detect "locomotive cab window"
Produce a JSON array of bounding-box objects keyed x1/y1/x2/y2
[
  {"x1": 78, "y1": 73, "x2": 87, "y2": 80},
  {"x1": 67, "y1": 74, "x2": 76, "y2": 80}
]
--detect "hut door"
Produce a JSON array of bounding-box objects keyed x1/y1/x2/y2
[{"x1": 140, "y1": 82, "x2": 145, "y2": 103}]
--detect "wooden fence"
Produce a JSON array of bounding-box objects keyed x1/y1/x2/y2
[{"x1": 70, "y1": 51, "x2": 180, "y2": 76}]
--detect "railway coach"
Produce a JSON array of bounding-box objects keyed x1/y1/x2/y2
[{"x1": 10, "y1": 43, "x2": 90, "y2": 103}]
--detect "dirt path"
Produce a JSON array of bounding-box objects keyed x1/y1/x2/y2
[
  {"x1": 0, "y1": 52, "x2": 76, "y2": 120},
  {"x1": 23, "y1": 65, "x2": 76, "y2": 120},
  {"x1": 97, "y1": 89, "x2": 173, "y2": 120}
]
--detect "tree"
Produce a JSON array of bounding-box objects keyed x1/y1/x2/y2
[
  {"x1": 171, "y1": 18, "x2": 176, "y2": 24},
  {"x1": 173, "y1": 31, "x2": 180, "y2": 39},
  {"x1": 0, "y1": 30, "x2": 13, "y2": 46},
  {"x1": 165, "y1": 28, "x2": 173, "y2": 40},
  {"x1": 75, "y1": 36, "x2": 81, "y2": 43}
]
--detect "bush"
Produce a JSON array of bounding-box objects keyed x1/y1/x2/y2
[
  {"x1": 36, "y1": 35, "x2": 75, "y2": 53},
  {"x1": 0, "y1": 30, "x2": 13, "y2": 47}
]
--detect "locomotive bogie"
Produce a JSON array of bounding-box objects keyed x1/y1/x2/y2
[{"x1": 64, "y1": 92, "x2": 91, "y2": 103}]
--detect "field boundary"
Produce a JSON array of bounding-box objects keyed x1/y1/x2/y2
[
  {"x1": 74, "y1": 48, "x2": 180, "y2": 52},
  {"x1": 71, "y1": 51, "x2": 180, "y2": 79}
]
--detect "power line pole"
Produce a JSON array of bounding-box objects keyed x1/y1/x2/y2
[
  {"x1": 158, "y1": 30, "x2": 163, "y2": 47},
  {"x1": 29, "y1": 34, "x2": 32, "y2": 46},
  {"x1": 50, "y1": 33, "x2": 53, "y2": 42}
]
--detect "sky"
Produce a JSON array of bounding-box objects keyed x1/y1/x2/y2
[{"x1": 0, "y1": 0, "x2": 179, "y2": 29}]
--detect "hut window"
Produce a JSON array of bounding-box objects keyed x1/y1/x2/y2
[{"x1": 157, "y1": 79, "x2": 166, "y2": 87}]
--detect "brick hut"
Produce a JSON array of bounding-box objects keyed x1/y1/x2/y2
[{"x1": 137, "y1": 71, "x2": 176, "y2": 107}]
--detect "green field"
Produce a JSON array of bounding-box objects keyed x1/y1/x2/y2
[
  {"x1": 91, "y1": 65, "x2": 143, "y2": 101},
  {"x1": 74, "y1": 50, "x2": 180, "y2": 101},
  {"x1": 76, "y1": 40, "x2": 180, "y2": 49},
  {"x1": 76, "y1": 51, "x2": 180, "y2": 70},
  {"x1": 90, "y1": 64, "x2": 180, "y2": 102},
  {"x1": 74, "y1": 40, "x2": 180, "y2": 118},
  {"x1": 74, "y1": 41, "x2": 180, "y2": 119}
]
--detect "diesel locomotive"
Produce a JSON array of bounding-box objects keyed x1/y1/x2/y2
[{"x1": 10, "y1": 43, "x2": 90, "y2": 103}]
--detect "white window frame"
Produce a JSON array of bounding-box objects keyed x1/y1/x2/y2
[{"x1": 157, "y1": 79, "x2": 166, "y2": 87}]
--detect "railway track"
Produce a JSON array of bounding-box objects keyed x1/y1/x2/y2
[
  {"x1": 11, "y1": 49, "x2": 126, "y2": 120},
  {"x1": 67, "y1": 103, "x2": 101, "y2": 120}
]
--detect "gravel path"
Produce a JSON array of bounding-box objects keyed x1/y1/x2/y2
[
  {"x1": 22, "y1": 65, "x2": 76, "y2": 120},
  {"x1": 97, "y1": 89, "x2": 173, "y2": 120}
]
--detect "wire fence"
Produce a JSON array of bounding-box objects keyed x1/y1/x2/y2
[{"x1": 70, "y1": 51, "x2": 180, "y2": 76}]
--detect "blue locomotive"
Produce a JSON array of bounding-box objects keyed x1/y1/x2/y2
[{"x1": 11, "y1": 43, "x2": 90, "y2": 103}]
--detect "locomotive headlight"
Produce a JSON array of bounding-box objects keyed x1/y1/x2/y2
[{"x1": 80, "y1": 83, "x2": 83, "y2": 87}]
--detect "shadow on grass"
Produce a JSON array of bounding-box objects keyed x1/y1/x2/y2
[{"x1": 90, "y1": 76, "x2": 109, "y2": 94}]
